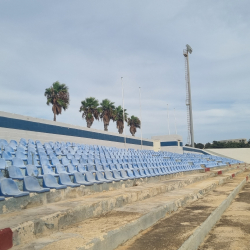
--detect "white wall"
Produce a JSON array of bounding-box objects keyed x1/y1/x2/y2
[
  {"x1": 0, "y1": 111, "x2": 153, "y2": 150},
  {"x1": 205, "y1": 148, "x2": 250, "y2": 163}
]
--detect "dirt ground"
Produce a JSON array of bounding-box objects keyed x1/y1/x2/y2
[
  {"x1": 198, "y1": 182, "x2": 250, "y2": 250},
  {"x1": 116, "y1": 175, "x2": 247, "y2": 250}
]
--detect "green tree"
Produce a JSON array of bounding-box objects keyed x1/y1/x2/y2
[
  {"x1": 127, "y1": 116, "x2": 141, "y2": 136},
  {"x1": 114, "y1": 105, "x2": 128, "y2": 134},
  {"x1": 44, "y1": 81, "x2": 69, "y2": 121},
  {"x1": 100, "y1": 99, "x2": 116, "y2": 131},
  {"x1": 79, "y1": 97, "x2": 101, "y2": 128},
  {"x1": 195, "y1": 143, "x2": 204, "y2": 149}
]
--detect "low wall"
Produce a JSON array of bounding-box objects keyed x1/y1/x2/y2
[
  {"x1": 205, "y1": 148, "x2": 250, "y2": 163},
  {"x1": 0, "y1": 111, "x2": 153, "y2": 150},
  {"x1": 183, "y1": 146, "x2": 209, "y2": 155}
]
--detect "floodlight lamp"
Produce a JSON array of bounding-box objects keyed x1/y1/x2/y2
[{"x1": 186, "y1": 44, "x2": 192, "y2": 54}]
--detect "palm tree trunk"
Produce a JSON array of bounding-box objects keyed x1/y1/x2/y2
[{"x1": 53, "y1": 113, "x2": 56, "y2": 121}]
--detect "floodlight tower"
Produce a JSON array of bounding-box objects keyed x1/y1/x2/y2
[{"x1": 183, "y1": 44, "x2": 194, "y2": 147}]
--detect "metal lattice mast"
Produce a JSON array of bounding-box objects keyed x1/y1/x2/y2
[{"x1": 183, "y1": 44, "x2": 194, "y2": 147}]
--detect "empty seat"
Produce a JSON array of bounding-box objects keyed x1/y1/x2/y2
[
  {"x1": 43, "y1": 174, "x2": 67, "y2": 190},
  {"x1": 0, "y1": 178, "x2": 29, "y2": 197},
  {"x1": 2, "y1": 151, "x2": 13, "y2": 161},
  {"x1": 67, "y1": 164, "x2": 78, "y2": 173},
  {"x1": 26, "y1": 165, "x2": 42, "y2": 177},
  {"x1": 96, "y1": 171, "x2": 112, "y2": 183},
  {"x1": 103, "y1": 171, "x2": 119, "y2": 182},
  {"x1": 16, "y1": 151, "x2": 27, "y2": 160},
  {"x1": 85, "y1": 172, "x2": 102, "y2": 184},
  {"x1": 0, "y1": 159, "x2": 7, "y2": 170},
  {"x1": 51, "y1": 157, "x2": 61, "y2": 165},
  {"x1": 0, "y1": 171, "x2": 5, "y2": 180},
  {"x1": 113, "y1": 170, "x2": 127, "y2": 180},
  {"x1": 61, "y1": 157, "x2": 70, "y2": 166},
  {"x1": 95, "y1": 164, "x2": 104, "y2": 172},
  {"x1": 66, "y1": 153, "x2": 74, "y2": 160},
  {"x1": 23, "y1": 176, "x2": 50, "y2": 193},
  {"x1": 74, "y1": 153, "x2": 81, "y2": 160},
  {"x1": 58, "y1": 173, "x2": 80, "y2": 187},
  {"x1": 12, "y1": 157, "x2": 26, "y2": 169},
  {"x1": 86, "y1": 164, "x2": 96, "y2": 172},
  {"x1": 8, "y1": 166, "x2": 24, "y2": 180},
  {"x1": 132, "y1": 169, "x2": 142, "y2": 178},
  {"x1": 120, "y1": 169, "x2": 133, "y2": 179},
  {"x1": 71, "y1": 158, "x2": 79, "y2": 166},
  {"x1": 42, "y1": 165, "x2": 58, "y2": 176},
  {"x1": 78, "y1": 164, "x2": 87, "y2": 173},
  {"x1": 55, "y1": 164, "x2": 69, "y2": 174},
  {"x1": 73, "y1": 172, "x2": 93, "y2": 186}
]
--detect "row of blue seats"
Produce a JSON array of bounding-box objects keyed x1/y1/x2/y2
[{"x1": 0, "y1": 165, "x2": 197, "y2": 199}]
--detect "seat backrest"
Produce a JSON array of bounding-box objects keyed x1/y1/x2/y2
[
  {"x1": 85, "y1": 172, "x2": 96, "y2": 182},
  {"x1": 24, "y1": 176, "x2": 41, "y2": 189},
  {"x1": 56, "y1": 164, "x2": 67, "y2": 173},
  {"x1": 104, "y1": 171, "x2": 113, "y2": 179},
  {"x1": 12, "y1": 157, "x2": 25, "y2": 167},
  {"x1": 2, "y1": 151, "x2": 12, "y2": 160},
  {"x1": 0, "y1": 178, "x2": 19, "y2": 194},
  {"x1": 95, "y1": 164, "x2": 104, "y2": 171},
  {"x1": 67, "y1": 164, "x2": 77, "y2": 173},
  {"x1": 40, "y1": 158, "x2": 50, "y2": 165},
  {"x1": 87, "y1": 164, "x2": 95, "y2": 172},
  {"x1": 59, "y1": 173, "x2": 71, "y2": 183},
  {"x1": 112, "y1": 170, "x2": 121, "y2": 179},
  {"x1": 42, "y1": 165, "x2": 54, "y2": 175},
  {"x1": 0, "y1": 159, "x2": 6, "y2": 170},
  {"x1": 43, "y1": 174, "x2": 57, "y2": 185},
  {"x1": 62, "y1": 157, "x2": 70, "y2": 165},
  {"x1": 8, "y1": 166, "x2": 24, "y2": 178},
  {"x1": 0, "y1": 171, "x2": 5, "y2": 180},
  {"x1": 78, "y1": 164, "x2": 87, "y2": 172},
  {"x1": 74, "y1": 172, "x2": 85, "y2": 182},
  {"x1": 51, "y1": 157, "x2": 60, "y2": 165},
  {"x1": 120, "y1": 170, "x2": 128, "y2": 178},
  {"x1": 74, "y1": 153, "x2": 81, "y2": 160},
  {"x1": 26, "y1": 165, "x2": 39, "y2": 177},
  {"x1": 66, "y1": 153, "x2": 74, "y2": 160}
]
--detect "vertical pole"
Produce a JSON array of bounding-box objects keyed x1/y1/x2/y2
[
  {"x1": 167, "y1": 104, "x2": 170, "y2": 135},
  {"x1": 186, "y1": 53, "x2": 194, "y2": 147},
  {"x1": 139, "y1": 87, "x2": 143, "y2": 150},
  {"x1": 121, "y1": 77, "x2": 126, "y2": 149},
  {"x1": 174, "y1": 108, "x2": 177, "y2": 134}
]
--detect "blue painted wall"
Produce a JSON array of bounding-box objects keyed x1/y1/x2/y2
[{"x1": 0, "y1": 116, "x2": 153, "y2": 146}]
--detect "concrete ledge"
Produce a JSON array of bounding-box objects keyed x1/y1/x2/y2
[
  {"x1": 76, "y1": 168, "x2": 249, "y2": 250},
  {"x1": 178, "y1": 173, "x2": 250, "y2": 250}
]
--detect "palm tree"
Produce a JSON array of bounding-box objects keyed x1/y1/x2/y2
[
  {"x1": 114, "y1": 105, "x2": 128, "y2": 134},
  {"x1": 44, "y1": 81, "x2": 70, "y2": 121},
  {"x1": 100, "y1": 99, "x2": 116, "y2": 131},
  {"x1": 79, "y1": 97, "x2": 101, "y2": 128},
  {"x1": 127, "y1": 116, "x2": 141, "y2": 136}
]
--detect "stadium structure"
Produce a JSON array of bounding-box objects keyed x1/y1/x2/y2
[{"x1": 0, "y1": 109, "x2": 249, "y2": 250}]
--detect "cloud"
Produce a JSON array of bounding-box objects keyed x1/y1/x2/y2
[{"x1": 0, "y1": 0, "x2": 250, "y2": 144}]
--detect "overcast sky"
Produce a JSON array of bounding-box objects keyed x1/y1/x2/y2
[{"x1": 0, "y1": 0, "x2": 250, "y2": 144}]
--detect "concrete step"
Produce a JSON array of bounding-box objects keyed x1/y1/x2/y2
[
  {"x1": 12, "y1": 165, "x2": 249, "y2": 250},
  {"x1": 198, "y1": 178, "x2": 250, "y2": 250}
]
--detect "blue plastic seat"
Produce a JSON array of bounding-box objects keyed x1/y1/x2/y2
[
  {"x1": 0, "y1": 139, "x2": 8, "y2": 146},
  {"x1": 26, "y1": 165, "x2": 42, "y2": 177},
  {"x1": 42, "y1": 165, "x2": 58, "y2": 176},
  {"x1": 85, "y1": 172, "x2": 102, "y2": 184},
  {"x1": 113, "y1": 170, "x2": 127, "y2": 180},
  {"x1": 43, "y1": 174, "x2": 67, "y2": 190},
  {"x1": 95, "y1": 164, "x2": 104, "y2": 171},
  {"x1": 40, "y1": 157, "x2": 53, "y2": 167},
  {"x1": 59, "y1": 173, "x2": 80, "y2": 187},
  {"x1": 120, "y1": 169, "x2": 133, "y2": 179},
  {"x1": 62, "y1": 157, "x2": 70, "y2": 166},
  {"x1": 96, "y1": 171, "x2": 112, "y2": 183},
  {"x1": 16, "y1": 151, "x2": 27, "y2": 160},
  {"x1": 87, "y1": 164, "x2": 96, "y2": 172},
  {"x1": 73, "y1": 172, "x2": 93, "y2": 186},
  {"x1": 12, "y1": 157, "x2": 26, "y2": 169},
  {"x1": 2, "y1": 151, "x2": 13, "y2": 161},
  {"x1": 51, "y1": 157, "x2": 60, "y2": 165},
  {"x1": 71, "y1": 158, "x2": 79, "y2": 166},
  {"x1": 78, "y1": 164, "x2": 87, "y2": 173},
  {"x1": 66, "y1": 153, "x2": 74, "y2": 160},
  {"x1": 67, "y1": 164, "x2": 78, "y2": 173},
  {"x1": 0, "y1": 159, "x2": 7, "y2": 170},
  {"x1": 103, "y1": 171, "x2": 119, "y2": 182},
  {"x1": 23, "y1": 176, "x2": 50, "y2": 193},
  {"x1": 0, "y1": 171, "x2": 5, "y2": 180},
  {"x1": 56, "y1": 164, "x2": 69, "y2": 174},
  {"x1": 132, "y1": 169, "x2": 142, "y2": 178},
  {"x1": 5, "y1": 146, "x2": 15, "y2": 153},
  {"x1": 0, "y1": 178, "x2": 29, "y2": 197},
  {"x1": 80, "y1": 158, "x2": 87, "y2": 164},
  {"x1": 138, "y1": 169, "x2": 150, "y2": 177},
  {"x1": 8, "y1": 166, "x2": 24, "y2": 180}
]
